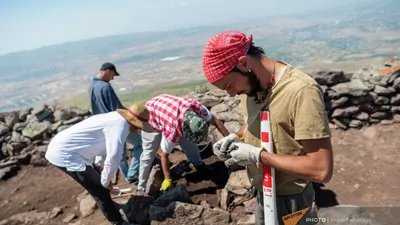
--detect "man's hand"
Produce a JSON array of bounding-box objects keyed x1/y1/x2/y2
[
  {"x1": 228, "y1": 142, "x2": 262, "y2": 166},
  {"x1": 213, "y1": 133, "x2": 240, "y2": 161},
  {"x1": 160, "y1": 178, "x2": 173, "y2": 191}
]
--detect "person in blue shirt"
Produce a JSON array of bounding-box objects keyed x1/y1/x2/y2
[{"x1": 89, "y1": 62, "x2": 143, "y2": 184}]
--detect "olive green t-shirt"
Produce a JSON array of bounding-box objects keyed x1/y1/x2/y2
[{"x1": 240, "y1": 61, "x2": 332, "y2": 196}]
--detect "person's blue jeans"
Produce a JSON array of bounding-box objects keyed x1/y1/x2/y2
[{"x1": 119, "y1": 131, "x2": 143, "y2": 182}]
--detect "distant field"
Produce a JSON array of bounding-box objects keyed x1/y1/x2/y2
[{"x1": 66, "y1": 79, "x2": 210, "y2": 110}]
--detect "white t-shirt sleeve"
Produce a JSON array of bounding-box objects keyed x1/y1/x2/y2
[
  {"x1": 100, "y1": 122, "x2": 130, "y2": 188},
  {"x1": 160, "y1": 134, "x2": 175, "y2": 154}
]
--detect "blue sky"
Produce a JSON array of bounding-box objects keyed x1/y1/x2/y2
[{"x1": 0, "y1": 0, "x2": 368, "y2": 55}]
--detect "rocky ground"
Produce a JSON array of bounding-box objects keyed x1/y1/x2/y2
[
  {"x1": 0, "y1": 123, "x2": 399, "y2": 225},
  {"x1": 1, "y1": 58, "x2": 400, "y2": 224}
]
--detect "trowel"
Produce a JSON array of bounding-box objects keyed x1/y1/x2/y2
[{"x1": 111, "y1": 186, "x2": 134, "y2": 198}]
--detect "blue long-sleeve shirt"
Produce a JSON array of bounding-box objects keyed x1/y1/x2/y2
[{"x1": 89, "y1": 77, "x2": 125, "y2": 115}]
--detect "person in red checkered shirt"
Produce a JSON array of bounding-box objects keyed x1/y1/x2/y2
[{"x1": 136, "y1": 94, "x2": 229, "y2": 193}]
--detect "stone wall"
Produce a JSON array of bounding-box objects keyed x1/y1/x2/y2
[
  {"x1": 0, "y1": 104, "x2": 91, "y2": 179},
  {"x1": 186, "y1": 57, "x2": 400, "y2": 132}
]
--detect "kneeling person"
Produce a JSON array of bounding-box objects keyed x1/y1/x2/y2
[
  {"x1": 45, "y1": 103, "x2": 153, "y2": 225},
  {"x1": 137, "y1": 94, "x2": 229, "y2": 193}
]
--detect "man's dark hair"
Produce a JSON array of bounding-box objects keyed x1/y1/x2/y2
[
  {"x1": 229, "y1": 44, "x2": 266, "y2": 73},
  {"x1": 247, "y1": 45, "x2": 265, "y2": 58}
]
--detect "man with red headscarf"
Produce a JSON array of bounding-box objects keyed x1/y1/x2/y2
[{"x1": 201, "y1": 31, "x2": 333, "y2": 225}]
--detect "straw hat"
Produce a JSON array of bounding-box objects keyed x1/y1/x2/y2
[{"x1": 117, "y1": 103, "x2": 153, "y2": 132}]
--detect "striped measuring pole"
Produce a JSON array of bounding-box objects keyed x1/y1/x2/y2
[{"x1": 260, "y1": 111, "x2": 278, "y2": 225}]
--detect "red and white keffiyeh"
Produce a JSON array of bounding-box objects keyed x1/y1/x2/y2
[{"x1": 202, "y1": 31, "x2": 253, "y2": 83}]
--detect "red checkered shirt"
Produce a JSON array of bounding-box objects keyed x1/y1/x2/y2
[{"x1": 145, "y1": 94, "x2": 211, "y2": 144}]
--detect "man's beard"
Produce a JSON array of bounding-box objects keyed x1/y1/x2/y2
[{"x1": 239, "y1": 71, "x2": 262, "y2": 97}]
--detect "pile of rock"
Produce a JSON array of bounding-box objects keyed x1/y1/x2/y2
[
  {"x1": 185, "y1": 87, "x2": 244, "y2": 140},
  {"x1": 0, "y1": 104, "x2": 91, "y2": 180},
  {"x1": 186, "y1": 57, "x2": 400, "y2": 131},
  {"x1": 312, "y1": 58, "x2": 400, "y2": 129}
]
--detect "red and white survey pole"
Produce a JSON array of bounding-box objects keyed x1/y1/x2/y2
[{"x1": 260, "y1": 111, "x2": 278, "y2": 225}]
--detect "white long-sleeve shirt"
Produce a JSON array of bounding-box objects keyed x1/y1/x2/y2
[{"x1": 45, "y1": 111, "x2": 130, "y2": 188}]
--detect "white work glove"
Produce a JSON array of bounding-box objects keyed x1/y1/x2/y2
[
  {"x1": 213, "y1": 133, "x2": 240, "y2": 161},
  {"x1": 228, "y1": 142, "x2": 262, "y2": 166}
]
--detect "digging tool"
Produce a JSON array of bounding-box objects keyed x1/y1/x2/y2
[
  {"x1": 111, "y1": 187, "x2": 134, "y2": 198},
  {"x1": 260, "y1": 111, "x2": 278, "y2": 225}
]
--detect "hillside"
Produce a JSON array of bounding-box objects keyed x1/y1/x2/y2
[{"x1": 1, "y1": 0, "x2": 400, "y2": 112}]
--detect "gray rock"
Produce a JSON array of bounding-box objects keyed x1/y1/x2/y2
[
  {"x1": 224, "y1": 99, "x2": 241, "y2": 108},
  {"x1": 18, "y1": 108, "x2": 32, "y2": 121},
  {"x1": 62, "y1": 213, "x2": 77, "y2": 223},
  {"x1": 6, "y1": 141, "x2": 27, "y2": 156},
  {"x1": 329, "y1": 79, "x2": 372, "y2": 97},
  {"x1": 209, "y1": 89, "x2": 230, "y2": 98},
  {"x1": 70, "y1": 108, "x2": 91, "y2": 117},
  {"x1": 380, "y1": 120, "x2": 394, "y2": 125},
  {"x1": 50, "y1": 121, "x2": 63, "y2": 133},
  {"x1": 226, "y1": 170, "x2": 251, "y2": 190},
  {"x1": 370, "y1": 111, "x2": 389, "y2": 120},
  {"x1": 30, "y1": 153, "x2": 49, "y2": 166},
  {"x1": 375, "y1": 96, "x2": 390, "y2": 105},
  {"x1": 237, "y1": 214, "x2": 255, "y2": 225},
  {"x1": 22, "y1": 120, "x2": 50, "y2": 140},
  {"x1": 390, "y1": 93, "x2": 400, "y2": 105},
  {"x1": 210, "y1": 104, "x2": 229, "y2": 115},
  {"x1": 217, "y1": 112, "x2": 243, "y2": 123},
  {"x1": 0, "y1": 165, "x2": 19, "y2": 180},
  {"x1": 220, "y1": 188, "x2": 230, "y2": 211},
  {"x1": 349, "y1": 120, "x2": 363, "y2": 129},
  {"x1": 373, "y1": 85, "x2": 396, "y2": 96},
  {"x1": 243, "y1": 197, "x2": 257, "y2": 214},
  {"x1": 392, "y1": 76, "x2": 400, "y2": 89},
  {"x1": 63, "y1": 116, "x2": 83, "y2": 126},
  {"x1": 31, "y1": 105, "x2": 47, "y2": 116},
  {"x1": 393, "y1": 114, "x2": 400, "y2": 123},
  {"x1": 353, "y1": 112, "x2": 369, "y2": 121},
  {"x1": 6, "y1": 210, "x2": 49, "y2": 224},
  {"x1": 78, "y1": 193, "x2": 97, "y2": 217},
  {"x1": 391, "y1": 106, "x2": 400, "y2": 114},
  {"x1": 12, "y1": 122, "x2": 27, "y2": 132},
  {"x1": 379, "y1": 105, "x2": 391, "y2": 112},
  {"x1": 195, "y1": 85, "x2": 209, "y2": 94},
  {"x1": 332, "y1": 118, "x2": 350, "y2": 130},
  {"x1": 350, "y1": 93, "x2": 375, "y2": 105},
  {"x1": 5, "y1": 113, "x2": 19, "y2": 128},
  {"x1": 330, "y1": 96, "x2": 348, "y2": 108},
  {"x1": 48, "y1": 206, "x2": 63, "y2": 218},
  {"x1": 0, "y1": 123, "x2": 10, "y2": 136},
  {"x1": 53, "y1": 109, "x2": 72, "y2": 122},
  {"x1": 310, "y1": 69, "x2": 350, "y2": 86},
  {"x1": 223, "y1": 121, "x2": 242, "y2": 134},
  {"x1": 331, "y1": 106, "x2": 360, "y2": 118},
  {"x1": 57, "y1": 125, "x2": 71, "y2": 133},
  {"x1": 199, "y1": 96, "x2": 223, "y2": 108}
]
